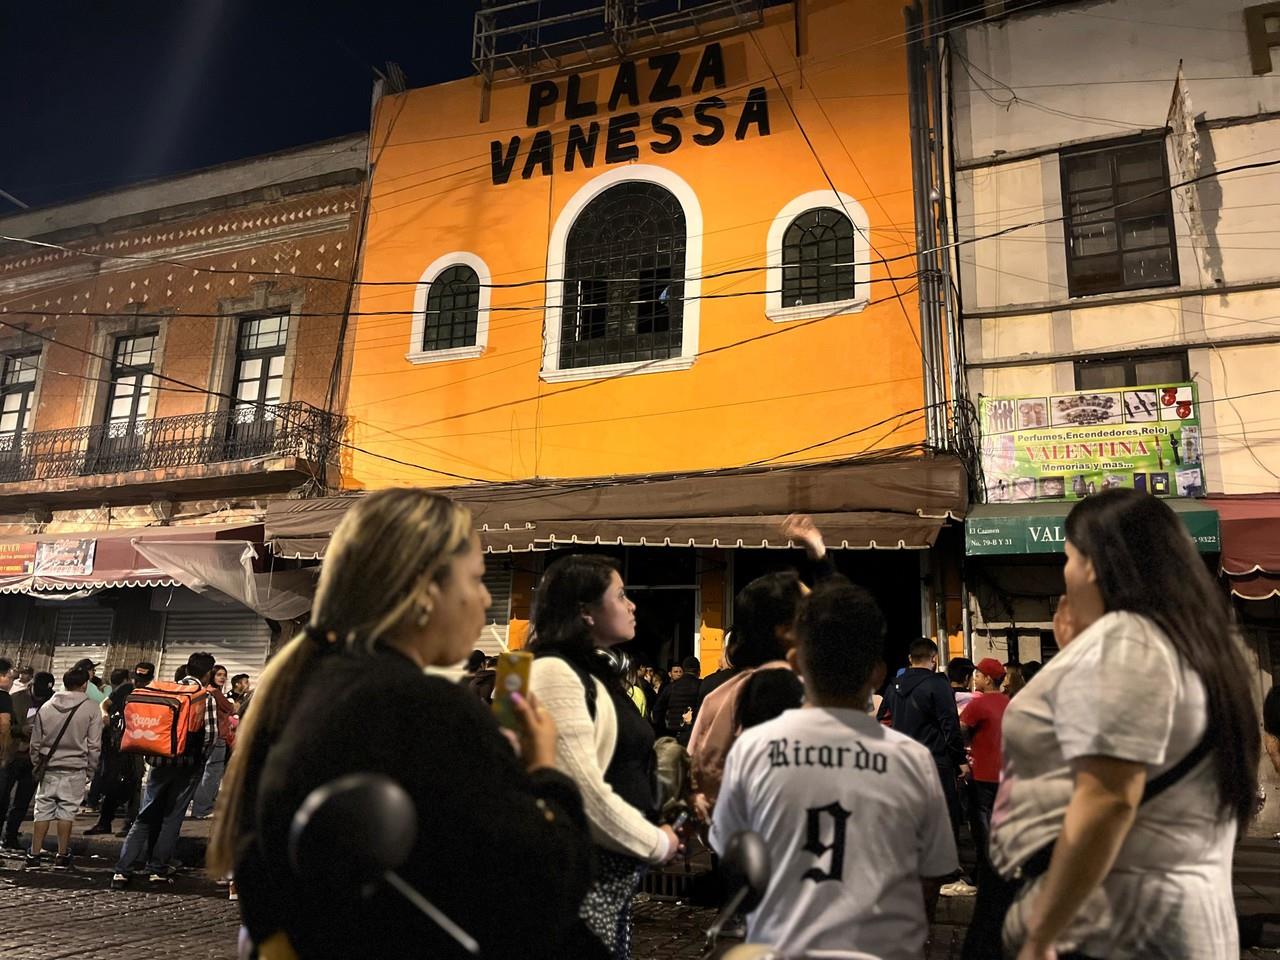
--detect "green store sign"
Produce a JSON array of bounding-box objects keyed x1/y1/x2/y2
[{"x1": 966, "y1": 501, "x2": 1220, "y2": 556}]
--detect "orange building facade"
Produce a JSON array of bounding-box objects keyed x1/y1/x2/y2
[{"x1": 316, "y1": 1, "x2": 967, "y2": 671}]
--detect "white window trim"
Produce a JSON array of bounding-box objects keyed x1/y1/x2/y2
[
  {"x1": 541, "y1": 165, "x2": 702, "y2": 383},
  {"x1": 765, "y1": 190, "x2": 871, "y2": 323},
  {"x1": 407, "y1": 251, "x2": 491, "y2": 364}
]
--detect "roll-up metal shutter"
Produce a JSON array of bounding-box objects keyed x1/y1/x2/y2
[
  {"x1": 50, "y1": 604, "x2": 115, "y2": 682},
  {"x1": 480, "y1": 560, "x2": 513, "y2": 655},
  {"x1": 161, "y1": 609, "x2": 271, "y2": 685}
]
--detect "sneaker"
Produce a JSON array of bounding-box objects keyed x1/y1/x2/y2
[
  {"x1": 148, "y1": 865, "x2": 177, "y2": 884},
  {"x1": 52, "y1": 854, "x2": 72, "y2": 871},
  {"x1": 0, "y1": 838, "x2": 22, "y2": 854},
  {"x1": 115, "y1": 823, "x2": 133, "y2": 838},
  {"x1": 940, "y1": 879, "x2": 978, "y2": 897},
  {"x1": 110, "y1": 873, "x2": 131, "y2": 890},
  {"x1": 84, "y1": 824, "x2": 113, "y2": 836},
  {"x1": 228, "y1": 880, "x2": 238, "y2": 902},
  {"x1": 23, "y1": 853, "x2": 42, "y2": 869}
]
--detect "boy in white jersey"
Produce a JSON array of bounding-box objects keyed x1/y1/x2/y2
[{"x1": 710, "y1": 581, "x2": 958, "y2": 959}]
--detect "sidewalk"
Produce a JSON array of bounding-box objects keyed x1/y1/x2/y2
[{"x1": 18, "y1": 811, "x2": 214, "y2": 868}]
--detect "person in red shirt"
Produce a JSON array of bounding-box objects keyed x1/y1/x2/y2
[{"x1": 960, "y1": 658, "x2": 1008, "y2": 878}]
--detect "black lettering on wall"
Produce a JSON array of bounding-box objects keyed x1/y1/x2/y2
[
  {"x1": 605, "y1": 112, "x2": 641, "y2": 163},
  {"x1": 521, "y1": 129, "x2": 554, "y2": 180},
  {"x1": 565, "y1": 122, "x2": 601, "y2": 172},
  {"x1": 609, "y1": 60, "x2": 641, "y2": 111},
  {"x1": 735, "y1": 86, "x2": 771, "y2": 141},
  {"x1": 691, "y1": 42, "x2": 726, "y2": 93},
  {"x1": 490, "y1": 137, "x2": 522, "y2": 185},
  {"x1": 527, "y1": 80, "x2": 560, "y2": 127},
  {"x1": 649, "y1": 106, "x2": 683, "y2": 154},
  {"x1": 692, "y1": 96, "x2": 727, "y2": 146},
  {"x1": 648, "y1": 51, "x2": 682, "y2": 101},
  {"x1": 565, "y1": 74, "x2": 598, "y2": 120}
]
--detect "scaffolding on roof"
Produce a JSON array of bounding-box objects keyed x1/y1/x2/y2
[{"x1": 472, "y1": 0, "x2": 765, "y2": 83}]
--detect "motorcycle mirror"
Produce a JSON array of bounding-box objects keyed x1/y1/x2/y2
[
  {"x1": 289, "y1": 772, "x2": 417, "y2": 885},
  {"x1": 719, "y1": 830, "x2": 771, "y2": 914}
]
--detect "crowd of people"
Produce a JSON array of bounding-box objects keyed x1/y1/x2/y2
[
  {"x1": 0, "y1": 652, "x2": 254, "y2": 880},
  {"x1": 0, "y1": 485, "x2": 1264, "y2": 960}
]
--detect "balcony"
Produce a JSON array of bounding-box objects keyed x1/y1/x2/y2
[{"x1": 0, "y1": 402, "x2": 345, "y2": 506}]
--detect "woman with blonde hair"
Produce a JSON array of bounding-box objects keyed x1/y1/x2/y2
[{"x1": 209, "y1": 489, "x2": 603, "y2": 959}]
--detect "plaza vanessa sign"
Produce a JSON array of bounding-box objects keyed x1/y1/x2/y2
[{"x1": 490, "y1": 42, "x2": 771, "y2": 185}]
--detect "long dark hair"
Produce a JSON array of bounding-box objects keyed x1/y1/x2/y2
[
  {"x1": 529, "y1": 554, "x2": 623, "y2": 689},
  {"x1": 731, "y1": 571, "x2": 805, "y2": 669},
  {"x1": 1065, "y1": 488, "x2": 1259, "y2": 826}
]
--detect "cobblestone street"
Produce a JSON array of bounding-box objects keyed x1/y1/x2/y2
[{"x1": 3, "y1": 836, "x2": 1279, "y2": 959}]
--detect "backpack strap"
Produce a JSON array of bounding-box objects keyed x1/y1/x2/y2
[
  {"x1": 32, "y1": 699, "x2": 87, "y2": 776},
  {"x1": 1141, "y1": 728, "x2": 1213, "y2": 805}
]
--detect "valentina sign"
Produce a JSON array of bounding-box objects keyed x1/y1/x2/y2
[{"x1": 490, "y1": 42, "x2": 771, "y2": 185}]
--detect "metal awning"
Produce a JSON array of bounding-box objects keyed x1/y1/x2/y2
[
  {"x1": 267, "y1": 455, "x2": 969, "y2": 557},
  {"x1": 965, "y1": 499, "x2": 1220, "y2": 557}
]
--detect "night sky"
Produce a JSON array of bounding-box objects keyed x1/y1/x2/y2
[{"x1": 0, "y1": 1, "x2": 479, "y2": 212}]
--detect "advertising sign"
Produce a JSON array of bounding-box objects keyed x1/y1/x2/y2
[
  {"x1": 34, "y1": 539, "x2": 96, "y2": 577},
  {"x1": 979, "y1": 382, "x2": 1204, "y2": 503},
  {"x1": 0, "y1": 541, "x2": 36, "y2": 576}
]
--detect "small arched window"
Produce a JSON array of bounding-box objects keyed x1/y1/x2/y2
[
  {"x1": 423, "y1": 264, "x2": 480, "y2": 351},
  {"x1": 781, "y1": 207, "x2": 856, "y2": 308}
]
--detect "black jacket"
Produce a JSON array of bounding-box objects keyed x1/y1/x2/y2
[
  {"x1": 653, "y1": 675, "x2": 702, "y2": 744},
  {"x1": 877, "y1": 667, "x2": 965, "y2": 769},
  {"x1": 239, "y1": 648, "x2": 604, "y2": 959}
]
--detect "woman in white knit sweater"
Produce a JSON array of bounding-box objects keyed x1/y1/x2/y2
[{"x1": 528, "y1": 555, "x2": 680, "y2": 960}]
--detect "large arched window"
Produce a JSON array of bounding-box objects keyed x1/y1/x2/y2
[
  {"x1": 424, "y1": 265, "x2": 479, "y2": 350},
  {"x1": 407, "y1": 252, "x2": 492, "y2": 364},
  {"x1": 765, "y1": 190, "x2": 870, "y2": 323},
  {"x1": 558, "y1": 181, "x2": 687, "y2": 371},
  {"x1": 781, "y1": 207, "x2": 855, "y2": 307}
]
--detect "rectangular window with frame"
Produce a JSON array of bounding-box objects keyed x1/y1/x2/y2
[
  {"x1": 1060, "y1": 138, "x2": 1179, "y2": 298},
  {"x1": 233, "y1": 315, "x2": 289, "y2": 424},
  {"x1": 1073, "y1": 351, "x2": 1189, "y2": 390},
  {"x1": 104, "y1": 333, "x2": 157, "y2": 437},
  {"x1": 0, "y1": 352, "x2": 38, "y2": 455}
]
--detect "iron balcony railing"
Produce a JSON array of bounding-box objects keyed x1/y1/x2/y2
[{"x1": 0, "y1": 402, "x2": 345, "y2": 485}]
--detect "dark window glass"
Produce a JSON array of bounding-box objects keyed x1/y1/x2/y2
[
  {"x1": 559, "y1": 182, "x2": 686, "y2": 370},
  {"x1": 1061, "y1": 139, "x2": 1179, "y2": 297},
  {"x1": 781, "y1": 207, "x2": 856, "y2": 307},
  {"x1": 424, "y1": 265, "x2": 480, "y2": 351},
  {"x1": 1073, "y1": 351, "x2": 1188, "y2": 390}
]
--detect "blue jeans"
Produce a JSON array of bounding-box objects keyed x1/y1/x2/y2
[
  {"x1": 115, "y1": 763, "x2": 200, "y2": 874},
  {"x1": 190, "y1": 740, "x2": 228, "y2": 818}
]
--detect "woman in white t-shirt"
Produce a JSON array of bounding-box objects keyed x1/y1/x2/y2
[{"x1": 979, "y1": 488, "x2": 1258, "y2": 960}]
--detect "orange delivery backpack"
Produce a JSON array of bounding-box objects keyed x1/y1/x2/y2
[{"x1": 120, "y1": 681, "x2": 209, "y2": 758}]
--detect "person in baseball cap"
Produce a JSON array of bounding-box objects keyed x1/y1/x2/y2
[
  {"x1": 973, "y1": 658, "x2": 1005, "y2": 687},
  {"x1": 72, "y1": 658, "x2": 107, "y2": 705},
  {"x1": 960, "y1": 657, "x2": 1011, "y2": 885}
]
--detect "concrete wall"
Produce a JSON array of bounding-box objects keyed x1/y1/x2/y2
[{"x1": 951, "y1": 0, "x2": 1280, "y2": 496}]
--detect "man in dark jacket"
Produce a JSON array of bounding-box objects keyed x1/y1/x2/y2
[
  {"x1": 653, "y1": 656, "x2": 702, "y2": 745},
  {"x1": 877, "y1": 639, "x2": 968, "y2": 849}
]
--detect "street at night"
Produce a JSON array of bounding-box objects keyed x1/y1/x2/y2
[{"x1": 4, "y1": 1, "x2": 1280, "y2": 958}]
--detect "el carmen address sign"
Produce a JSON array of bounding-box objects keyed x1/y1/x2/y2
[{"x1": 490, "y1": 42, "x2": 771, "y2": 185}]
